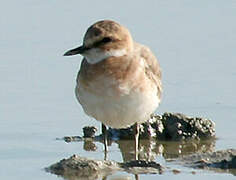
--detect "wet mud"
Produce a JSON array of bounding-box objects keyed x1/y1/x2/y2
[
  {"x1": 47, "y1": 113, "x2": 235, "y2": 179},
  {"x1": 46, "y1": 155, "x2": 163, "y2": 180}
]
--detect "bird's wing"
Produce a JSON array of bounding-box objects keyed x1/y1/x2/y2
[{"x1": 135, "y1": 43, "x2": 162, "y2": 99}]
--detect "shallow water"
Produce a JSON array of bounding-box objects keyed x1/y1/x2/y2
[{"x1": 1, "y1": 0, "x2": 236, "y2": 179}]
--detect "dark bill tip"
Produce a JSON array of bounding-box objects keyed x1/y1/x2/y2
[{"x1": 63, "y1": 46, "x2": 87, "y2": 56}]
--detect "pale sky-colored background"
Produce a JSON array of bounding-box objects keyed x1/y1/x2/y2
[{"x1": 0, "y1": 0, "x2": 236, "y2": 179}]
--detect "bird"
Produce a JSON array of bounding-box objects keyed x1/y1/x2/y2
[{"x1": 64, "y1": 20, "x2": 162, "y2": 160}]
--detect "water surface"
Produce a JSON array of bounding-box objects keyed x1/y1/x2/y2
[{"x1": 0, "y1": 0, "x2": 236, "y2": 179}]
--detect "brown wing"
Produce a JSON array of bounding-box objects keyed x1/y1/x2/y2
[{"x1": 135, "y1": 43, "x2": 162, "y2": 99}]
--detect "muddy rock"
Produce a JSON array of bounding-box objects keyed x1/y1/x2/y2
[
  {"x1": 46, "y1": 149, "x2": 236, "y2": 178},
  {"x1": 63, "y1": 112, "x2": 215, "y2": 142},
  {"x1": 83, "y1": 126, "x2": 97, "y2": 138},
  {"x1": 155, "y1": 112, "x2": 215, "y2": 140},
  {"x1": 121, "y1": 160, "x2": 163, "y2": 174},
  {"x1": 46, "y1": 155, "x2": 163, "y2": 180},
  {"x1": 46, "y1": 155, "x2": 119, "y2": 180},
  {"x1": 100, "y1": 112, "x2": 216, "y2": 141},
  {"x1": 181, "y1": 149, "x2": 236, "y2": 175}
]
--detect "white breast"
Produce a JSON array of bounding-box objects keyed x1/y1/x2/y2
[{"x1": 75, "y1": 80, "x2": 160, "y2": 129}]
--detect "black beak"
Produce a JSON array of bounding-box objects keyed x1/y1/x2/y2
[{"x1": 63, "y1": 45, "x2": 88, "y2": 56}]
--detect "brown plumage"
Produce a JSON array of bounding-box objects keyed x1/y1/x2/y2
[{"x1": 64, "y1": 20, "x2": 162, "y2": 159}]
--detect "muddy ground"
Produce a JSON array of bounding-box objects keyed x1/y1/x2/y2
[{"x1": 46, "y1": 113, "x2": 236, "y2": 179}]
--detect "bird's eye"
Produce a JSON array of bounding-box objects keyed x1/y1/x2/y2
[
  {"x1": 101, "y1": 37, "x2": 112, "y2": 43},
  {"x1": 93, "y1": 37, "x2": 113, "y2": 47}
]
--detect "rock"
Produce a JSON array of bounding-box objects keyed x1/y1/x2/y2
[
  {"x1": 172, "y1": 169, "x2": 181, "y2": 174},
  {"x1": 49, "y1": 113, "x2": 236, "y2": 177},
  {"x1": 63, "y1": 136, "x2": 82, "y2": 143},
  {"x1": 180, "y1": 149, "x2": 236, "y2": 175},
  {"x1": 155, "y1": 112, "x2": 215, "y2": 140},
  {"x1": 46, "y1": 155, "x2": 163, "y2": 179},
  {"x1": 46, "y1": 149, "x2": 236, "y2": 178},
  {"x1": 63, "y1": 112, "x2": 215, "y2": 142},
  {"x1": 120, "y1": 160, "x2": 163, "y2": 174},
  {"x1": 83, "y1": 126, "x2": 97, "y2": 138},
  {"x1": 104, "y1": 112, "x2": 216, "y2": 141},
  {"x1": 46, "y1": 155, "x2": 119, "y2": 180}
]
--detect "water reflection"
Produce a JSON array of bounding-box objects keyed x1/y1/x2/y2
[
  {"x1": 57, "y1": 138, "x2": 215, "y2": 180},
  {"x1": 83, "y1": 140, "x2": 98, "y2": 151},
  {"x1": 83, "y1": 138, "x2": 215, "y2": 161}
]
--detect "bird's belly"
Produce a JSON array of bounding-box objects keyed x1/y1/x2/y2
[{"x1": 76, "y1": 82, "x2": 160, "y2": 128}]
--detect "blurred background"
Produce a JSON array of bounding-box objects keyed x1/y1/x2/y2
[{"x1": 0, "y1": 0, "x2": 235, "y2": 179}]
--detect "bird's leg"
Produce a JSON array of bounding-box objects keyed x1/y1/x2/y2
[
  {"x1": 102, "y1": 123, "x2": 108, "y2": 160},
  {"x1": 133, "y1": 122, "x2": 140, "y2": 160}
]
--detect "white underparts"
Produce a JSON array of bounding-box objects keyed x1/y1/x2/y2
[{"x1": 83, "y1": 48, "x2": 127, "y2": 64}]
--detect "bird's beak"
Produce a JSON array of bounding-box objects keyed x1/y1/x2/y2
[{"x1": 63, "y1": 45, "x2": 88, "y2": 56}]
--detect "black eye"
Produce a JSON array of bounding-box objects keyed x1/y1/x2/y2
[{"x1": 101, "y1": 37, "x2": 112, "y2": 43}]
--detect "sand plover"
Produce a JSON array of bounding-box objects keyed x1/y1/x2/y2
[{"x1": 64, "y1": 20, "x2": 162, "y2": 160}]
